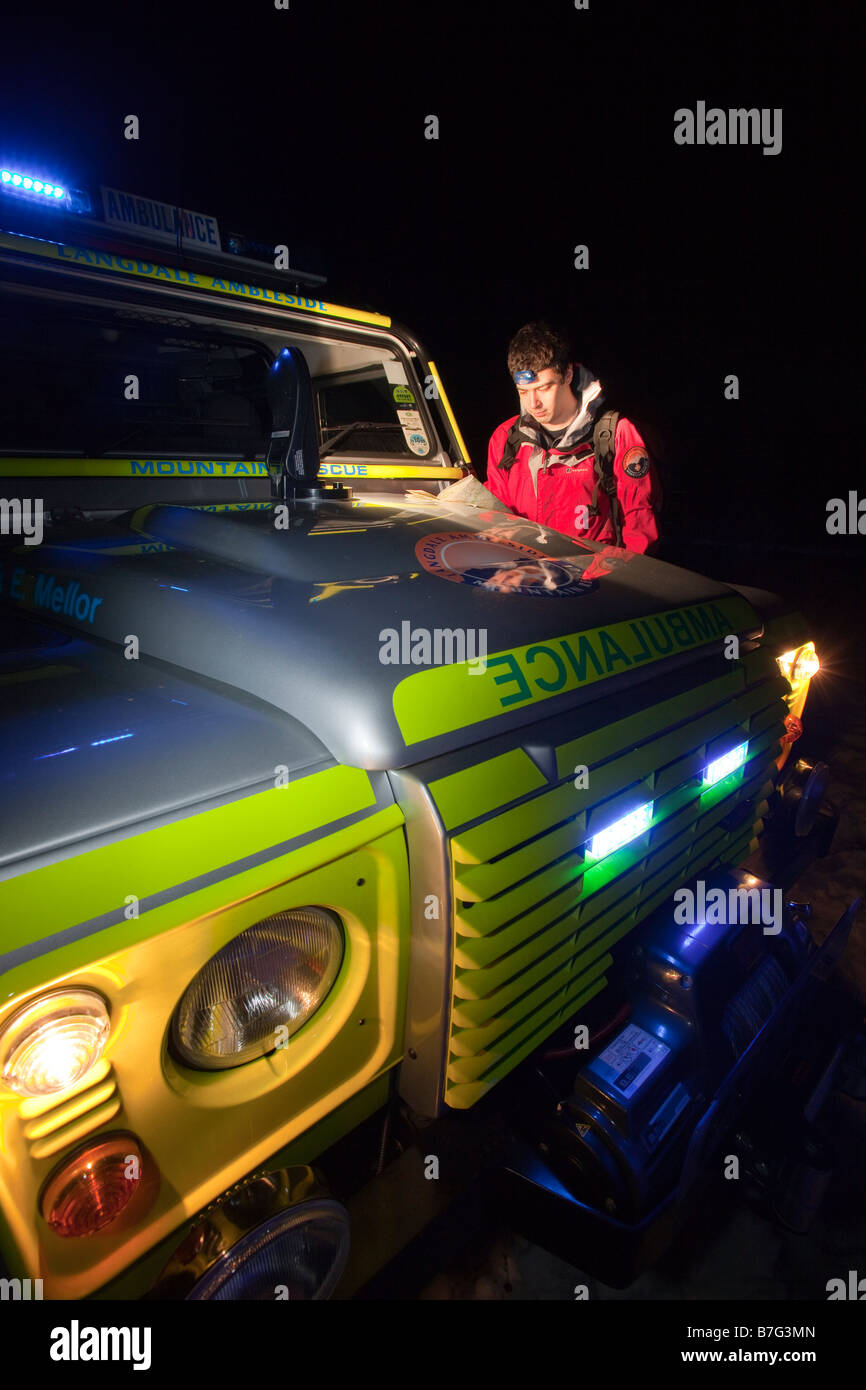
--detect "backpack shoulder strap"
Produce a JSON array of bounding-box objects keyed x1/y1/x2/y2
[
  {"x1": 589, "y1": 409, "x2": 623, "y2": 545},
  {"x1": 497, "y1": 417, "x2": 526, "y2": 473},
  {"x1": 593, "y1": 409, "x2": 619, "y2": 477}
]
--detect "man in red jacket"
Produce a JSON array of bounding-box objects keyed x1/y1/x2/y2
[{"x1": 484, "y1": 322, "x2": 661, "y2": 554}]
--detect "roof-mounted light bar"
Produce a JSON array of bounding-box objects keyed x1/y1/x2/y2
[
  {"x1": 1, "y1": 168, "x2": 64, "y2": 199},
  {"x1": 0, "y1": 168, "x2": 90, "y2": 213}
]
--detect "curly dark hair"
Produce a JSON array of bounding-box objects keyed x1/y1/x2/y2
[{"x1": 506, "y1": 322, "x2": 573, "y2": 379}]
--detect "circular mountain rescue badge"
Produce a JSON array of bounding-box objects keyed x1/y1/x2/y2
[
  {"x1": 415, "y1": 532, "x2": 599, "y2": 596},
  {"x1": 622, "y1": 447, "x2": 649, "y2": 479}
]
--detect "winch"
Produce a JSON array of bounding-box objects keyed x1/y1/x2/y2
[
  {"x1": 497, "y1": 869, "x2": 856, "y2": 1285},
  {"x1": 544, "y1": 869, "x2": 811, "y2": 1222}
]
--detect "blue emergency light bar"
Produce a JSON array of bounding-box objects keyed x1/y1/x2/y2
[
  {"x1": 0, "y1": 166, "x2": 91, "y2": 213},
  {"x1": 1, "y1": 167, "x2": 65, "y2": 199},
  {"x1": 0, "y1": 157, "x2": 322, "y2": 283}
]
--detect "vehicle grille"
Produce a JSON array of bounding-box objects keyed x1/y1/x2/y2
[
  {"x1": 429, "y1": 648, "x2": 788, "y2": 1108},
  {"x1": 19, "y1": 1059, "x2": 121, "y2": 1159}
]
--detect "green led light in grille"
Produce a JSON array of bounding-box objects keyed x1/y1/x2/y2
[
  {"x1": 703, "y1": 742, "x2": 748, "y2": 786},
  {"x1": 588, "y1": 802, "x2": 654, "y2": 860}
]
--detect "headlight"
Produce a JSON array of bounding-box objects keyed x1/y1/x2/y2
[
  {"x1": 792, "y1": 643, "x2": 820, "y2": 683},
  {"x1": 187, "y1": 1196, "x2": 350, "y2": 1301},
  {"x1": 171, "y1": 908, "x2": 344, "y2": 1071},
  {"x1": 777, "y1": 641, "x2": 820, "y2": 687},
  {"x1": 151, "y1": 1167, "x2": 350, "y2": 1300},
  {"x1": 0, "y1": 989, "x2": 110, "y2": 1098}
]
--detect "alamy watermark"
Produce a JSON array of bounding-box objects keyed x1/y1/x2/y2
[
  {"x1": 49, "y1": 1320, "x2": 151, "y2": 1370},
  {"x1": 0, "y1": 1276, "x2": 43, "y2": 1299},
  {"x1": 674, "y1": 880, "x2": 783, "y2": 934},
  {"x1": 826, "y1": 492, "x2": 866, "y2": 534},
  {"x1": 674, "y1": 103, "x2": 782, "y2": 157},
  {"x1": 826, "y1": 1270, "x2": 866, "y2": 1299},
  {"x1": 379, "y1": 621, "x2": 487, "y2": 672},
  {"x1": 0, "y1": 497, "x2": 44, "y2": 546}
]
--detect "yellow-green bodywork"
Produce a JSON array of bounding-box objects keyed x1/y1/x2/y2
[
  {"x1": 429, "y1": 643, "x2": 788, "y2": 1108},
  {"x1": 0, "y1": 216, "x2": 821, "y2": 1301},
  {"x1": 0, "y1": 767, "x2": 409, "y2": 1298}
]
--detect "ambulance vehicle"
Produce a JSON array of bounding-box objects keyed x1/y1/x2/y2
[{"x1": 0, "y1": 163, "x2": 838, "y2": 1300}]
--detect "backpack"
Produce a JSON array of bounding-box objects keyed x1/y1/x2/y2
[
  {"x1": 496, "y1": 407, "x2": 667, "y2": 548},
  {"x1": 496, "y1": 408, "x2": 627, "y2": 545}
]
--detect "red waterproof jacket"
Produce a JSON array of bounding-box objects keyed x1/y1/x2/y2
[{"x1": 485, "y1": 410, "x2": 661, "y2": 553}]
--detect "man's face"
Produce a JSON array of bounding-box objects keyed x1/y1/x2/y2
[{"x1": 515, "y1": 364, "x2": 575, "y2": 427}]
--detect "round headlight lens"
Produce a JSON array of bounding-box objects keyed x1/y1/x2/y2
[
  {"x1": 0, "y1": 990, "x2": 110, "y2": 1098},
  {"x1": 171, "y1": 908, "x2": 343, "y2": 1070},
  {"x1": 186, "y1": 1198, "x2": 350, "y2": 1300}
]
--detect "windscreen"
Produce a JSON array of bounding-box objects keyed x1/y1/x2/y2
[
  {"x1": 0, "y1": 281, "x2": 438, "y2": 508},
  {"x1": 0, "y1": 300, "x2": 271, "y2": 458}
]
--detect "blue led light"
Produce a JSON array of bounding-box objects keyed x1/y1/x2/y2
[
  {"x1": 589, "y1": 801, "x2": 654, "y2": 859},
  {"x1": 0, "y1": 167, "x2": 66, "y2": 200},
  {"x1": 703, "y1": 742, "x2": 748, "y2": 786},
  {"x1": 90, "y1": 733, "x2": 134, "y2": 747}
]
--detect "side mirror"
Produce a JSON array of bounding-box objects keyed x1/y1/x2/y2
[{"x1": 266, "y1": 346, "x2": 321, "y2": 501}]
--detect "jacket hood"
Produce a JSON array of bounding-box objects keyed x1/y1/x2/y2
[{"x1": 513, "y1": 364, "x2": 607, "y2": 455}]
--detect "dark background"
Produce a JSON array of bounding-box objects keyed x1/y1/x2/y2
[
  {"x1": 1, "y1": 0, "x2": 860, "y2": 561},
  {"x1": 2, "y1": 1, "x2": 864, "y2": 1309}
]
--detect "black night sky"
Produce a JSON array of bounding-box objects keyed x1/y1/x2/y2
[
  {"x1": 1, "y1": 2, "x2": 865, "y2": 1321},
  {"x1": 0, "y1": 0, "x2": 859, "y2": 564}
]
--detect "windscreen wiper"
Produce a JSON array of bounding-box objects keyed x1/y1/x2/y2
[{"x1": 319, "y1": 421, "x2": 402, "y2": 454}]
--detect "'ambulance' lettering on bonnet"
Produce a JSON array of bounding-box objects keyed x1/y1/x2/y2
[{"x1": 392, "y1": 598, "x2": 754, "y2": 744}]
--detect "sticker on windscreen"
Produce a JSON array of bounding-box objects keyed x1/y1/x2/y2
[
  {"x1": 405, "y1": 431, "x2": 429, "y2": 456},
  {"x1": 415, "y1": 532, "x2": 600, "y2": 596},
  {"x1": 397, "y1": 408, "x2": 423, "y2": 431},
  {"x1": 393, "y1": 384, "x2": 416, "y2": 405}
]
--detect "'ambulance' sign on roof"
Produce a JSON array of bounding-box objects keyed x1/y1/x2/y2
[{"x1": 100, "y1": 186, "x2": 221, "y2": 251}]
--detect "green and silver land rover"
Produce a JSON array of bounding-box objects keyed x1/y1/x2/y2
[{"x1": 0, "y1": 167, "x2": 839, "y2": 1300}]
